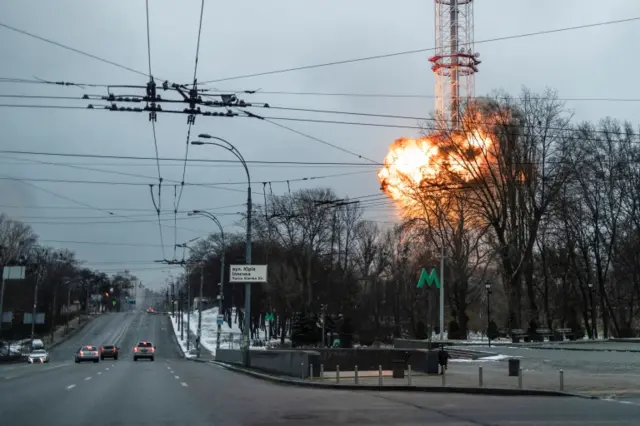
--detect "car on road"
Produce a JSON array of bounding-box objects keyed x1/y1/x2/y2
[
  {"x1": 75, "y1": 345, "x2": 100, "y2": 363},
  {"x1": 100, "y1": 345, "x2": 119, "y2": 360},
  {"x1": 133, "y1": 341, "x2": 155, "y2": 361},
  {"x1": 27, "y1": 348, "x2": 49, "y2": 363}
]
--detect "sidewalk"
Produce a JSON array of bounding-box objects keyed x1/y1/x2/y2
[
  {"x1": 170, "y1": 313, "x2": 214, "y2": 360},
  {"x1": 42, "y1": 314, "x2": 93, "y2": 348},
  {"x1": 310, "y1": 360, "x2": 640, "y2": 398}
]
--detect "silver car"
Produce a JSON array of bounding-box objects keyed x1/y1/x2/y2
[
  {"x1": 27, "y1": 349, "x2": 49, "y2": 363},
  {"x1": 132, "y1": 341, "x2": 155, "y2": 361},
  {"x1": 75, "y1": 345, "x2": 100, "y2": 363}
]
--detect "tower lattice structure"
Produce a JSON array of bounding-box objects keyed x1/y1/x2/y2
[{"x1": 429, "y1": 0, "x2": 481, "y2": 129}]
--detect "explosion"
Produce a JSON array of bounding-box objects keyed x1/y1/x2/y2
[{"x1": 377, "y1": 129, "x2": 493, "y2": 208}]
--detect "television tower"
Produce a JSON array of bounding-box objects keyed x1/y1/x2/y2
[{"x1": 429, "y1": 0, "x2": 481, "y2": 129}]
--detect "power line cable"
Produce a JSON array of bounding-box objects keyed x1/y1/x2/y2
[
  {"x1": 0, "y1": 21, "x2": 150, "y2": 79},
  {"x1": 175, "y1": 0, "x2": 208, "y2": 228},
  {"x1": 206, "y1": 88, "x2": 640, "y2": 103},
  {"x1": 198, "y1": 16, "x2": 640, "y2": 84},
  {"x1": 0, "y1": 149, "x2": 382, "y2": 166}
]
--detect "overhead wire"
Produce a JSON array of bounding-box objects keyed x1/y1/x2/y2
[
  {"x1": 198, "y1": 16, "x2": 640, "y2": 84},
  {"x1": 174, "y1": 0, "x2": 207, "y2": 232},
  {"x1": 144, "y1": 0, "x2": 166, "y2": 260},
  {"x1": 0, "y1": 21, "x2": 150, "y2": 79}
]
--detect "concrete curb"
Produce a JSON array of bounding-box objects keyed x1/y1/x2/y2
[
  {"x1": 47, "y1": 314, "x2": 100, "y2": 350},
  {"x1": 513, "y1": 346, "x2": 640, "y2": 353},
  {"x1": 166, "y1": 314, "x2": 212, "y2": 363},
  {"x1": 212, "y1": 361, "x2": 592, "y2": 398}
]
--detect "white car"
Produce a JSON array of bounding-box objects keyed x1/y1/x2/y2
[{"x1": 27, "y1": 349, "x2": 49, "y2": 363}]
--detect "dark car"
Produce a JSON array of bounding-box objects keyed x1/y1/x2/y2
[
  {"x1": 100, "y1": 345, "x2": 119, "y2": 360},
  {"x1": 133, "y1": 341, "x2": 155, "y2": 361}
]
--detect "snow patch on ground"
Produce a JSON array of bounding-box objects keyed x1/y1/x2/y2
[
  {"x1": 169, "y1": 315, "x2": 196, "y2": 358},
  {"x1": 451, "y1": 354, "x2": 521, "y2": 363},
  {"x1": 179, "y1": 307, "x2": 271, "y2": 357}
]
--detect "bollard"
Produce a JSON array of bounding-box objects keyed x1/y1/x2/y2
[
  {"x1": 309, "y1": 363, "x2": 314, "y2": 379},
  {"x1": 336, "y1": 365, "x2": 340, "y2": 383},
  {"x1": 407, "y1": 365, "x2": 412, "y2": 386},
  {"x1": 354, "y1": 365, "x2": 359, "y2": 384},
  {"x1": 301, "y1": 362, "x2": 304, "y2": 379},
  {"x1": 518, "y1": 368, "x2": 523, "y2": 389},
  {"x1": 378, "y1": 365, "x2": 383, "y2": 386},
  {"x1": 320, "y1": 364, "x2": 324, "y2": 380},
  {"x1": 478, "y1": 366, "x2": 483, "y2": 388},
  {"x1": 559, "y1": 369, "x2": 564, "y2": 391},
  {"x1": 441, "y1": 368, "x2": 446, "y2": 387}
]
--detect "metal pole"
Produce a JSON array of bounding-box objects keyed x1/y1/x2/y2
[
  {"x1": 243, "y1": 185, "x2": 252, "y2": 365},
  {"x1": 439, "y1": 246, "x2": 444, "y2": 340},
  {"x1": 0, "y1": 276, "x2": 5, "y2": 338},
  {"x1": 216, "y1": 250, "x2": 225, "y2": 350},
  {"x1": 31, "y1": 273, "x2": 39, "y2": 341},
  {"x1": 487, "y1": 285, "x2": 492, "y2": 348},
  {"x1": 321, "y1": 304, "x2": 326, "y2": 347},
  {"x1": 197, "y1": 264, "x2": 203, "y2": 358},
  {"x1": 180, "y1": 289, "x2": 184, "y2": 341},
  {"x1": 187, "y1": 271, "x2": 191, "y2": 351}
]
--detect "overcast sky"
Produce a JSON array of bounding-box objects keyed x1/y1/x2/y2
[{"x1": 0, "y1": 0, "x2": 638, "y2": 289}]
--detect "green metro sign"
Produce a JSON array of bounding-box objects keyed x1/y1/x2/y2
[
  {"x1": 416, "y1": 268, "x2": 440, "y2": 289},
  {"x1": 265, "y1": 313, "x2": 275, "y2": 322}
]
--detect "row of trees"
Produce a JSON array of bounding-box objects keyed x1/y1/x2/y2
[
  {"x1": 0, "y1": 213, "x2": 138, "y2": 342},
  {"x1": 171, "y1": 87, "x2": 640, "y2": 344}
]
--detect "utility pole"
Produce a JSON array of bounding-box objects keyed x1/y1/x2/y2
[
  {"x1": 197, "y1": 264, "x2": 203, "y2": 358},
  {"x1": 179, "y1": 288, "x2": 184, "y2": 341},
  {"x1": 31, "y1": 268, "x2": 41, "y2": 341},
  {"x1": 439, "y1": 246, "x2": 445, "y2": 341},
  {"x1": 186, "y1": 270, "x2": 191, "y2": 352}
]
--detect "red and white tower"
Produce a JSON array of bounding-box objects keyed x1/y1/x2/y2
[{"x1": 429, "y1": 0, "x2": 481, "y2": 129}]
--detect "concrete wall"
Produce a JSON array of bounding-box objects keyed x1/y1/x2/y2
[
  {"x1": 313, "y1": 348, "x2": 436, "y2": 373},
  {"x1": 215, "y1": 349, "x2": 321, "y2": 379},
  {"x1": 216, "y1": 348, "x2": 244, "y2": 364}
]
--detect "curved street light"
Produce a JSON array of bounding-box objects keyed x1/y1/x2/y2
[
  {"x1": 189, "y1": 210, "x2": 226, "y2": 352},
  {"x1": 192, "y1": 135, "x2": 252, "y2": 364}
]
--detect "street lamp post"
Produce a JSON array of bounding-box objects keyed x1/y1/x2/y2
[
  {"x1": 588, "y1": 283, "x2": 596, "y2": 339},
  {"x1": 485, "y1": 282, "x2": 492, "y2": 348},
  {"x1": 189, "y1": 210, "x2": 226, "y2": 353},
  {"x1": 192, "y1": 135, "x2": 252, "y2": 365}
]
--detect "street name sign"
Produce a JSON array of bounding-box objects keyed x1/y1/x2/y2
[{"x1": 229, "y1": 265, "x2": 267, "y2": 283}]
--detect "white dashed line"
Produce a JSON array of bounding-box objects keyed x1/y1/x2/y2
[
  {"x1": 66, "y1": 384, "x2": 76, "y2": 390},
  {"x1": 174, "y1": 375, "x2": 180, "y2": 379},
  {"x1": 166, "y1": 366, "x2": 171, "y2": 370},
  {"x1": 105, "y1": 367, "x2": 109, "y2": 371},
  {"x1": 97, "y1": 372, "x2": 102, "y2": 375},
  {"x1": 181, "y1": 382, "x2": 188, "y2": 387},
  {"x1": 85, "y1": 376, "x2": 92, "y2": 381}
]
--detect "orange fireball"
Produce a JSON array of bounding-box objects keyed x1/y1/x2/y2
[{"x1": 377, "y1": 129, "x2": 493, "y2": 207}]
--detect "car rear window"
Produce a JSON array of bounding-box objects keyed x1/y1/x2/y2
[
  {"x1": 103, "y1": 345, "x2": 114, "y2": 349},
  {"x1": 82, "y1": 346, "x2": 96, "y2": 351},
  {"x1": 138, "y1": 342, "x2": 153, "y2": 347}
]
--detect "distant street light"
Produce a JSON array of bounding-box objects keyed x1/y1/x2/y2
[
  {"x1": 188, "y1": 210, "x2": 226, "y2": 353},
  {"x1": 192, "y1": 135, "x2": 252, "y2": 366},
  {"x1": 485, "y1": 282, "x2": 492, "y2": 348}
]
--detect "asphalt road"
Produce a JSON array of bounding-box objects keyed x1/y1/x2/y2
[{"x1": 1, "y1": 313, "x2": 640, "y2": 425}]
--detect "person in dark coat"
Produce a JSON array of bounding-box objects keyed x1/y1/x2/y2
[{"x1": 438, "y1": 345, "x2": 450, "y2": 374}]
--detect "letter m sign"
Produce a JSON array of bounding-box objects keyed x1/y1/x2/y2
[{"x1": 416, "y1": 268, "x2": 440, "y2": 289}]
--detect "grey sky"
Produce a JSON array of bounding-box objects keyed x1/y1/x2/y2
[{"x1": 0, "y1": 0, "x2": 638, "y2": 289}]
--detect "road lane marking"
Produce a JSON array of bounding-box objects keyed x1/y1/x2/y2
[
  {"x1": 181, "y1": 382, "x2": 188, "y2": 387},
  {"x1": 105, "y1": 367, "x2": 109, "y2": 371},
  {"x1": 174, "y1": 375, "x2": 179, "y2": 379},
  {"x1": 97, "y1": 372, "x2": 102, "y2": 375},
  {"x1": 85, "y1": 376, "x2": 92, "y2": 381},
  {"x1": 66, "y1": 384, "x2": 76, "y2": 390}
]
